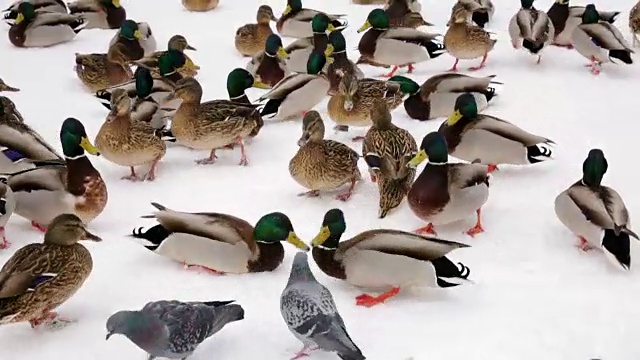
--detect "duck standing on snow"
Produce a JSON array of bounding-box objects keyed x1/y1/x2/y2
[
  {"x1": 0, "y1": 78, "x2": 23, "y2": 123},
  {"x1": 356, "y1": 9, "x2": 445, "y2": 78},
  {"x1": 68, "y1": 0, "x2": 125, "y2": 29},
  {"x1": 182, "y1": 0, "x2": 219, "y2": 11},
  {"x1": 444, "y1": 3, "x2": 497, "y2": 71},
  {"x1": 407, "y1": 132, "x2": 490, "y2": 237},
  {"x1": 325, "y1": 30, "x2": 364, "y2": 96},
  {"x1": 0, "y1": 214, "x2": 101, "y2": 329},
  {"x1": 246, "y1": 34, "x2": 290, "y2": 89},
  {"x1": 276, "y1": 0, "x2": 347, "y2": 39},
  {"x1": 3, "y1": 0, "x2": 67, "y2": 25},
  {"x1": 289, "y1": 111, "x2": 361, "y2": 201},
  {"x1": 509, "y1": 0, "x2": 555, "y2": 64},
  {"x1": 235, "y1": 5, "x2": 278, "y2": 57},
  {"x1": 438, "y1": 93, "x2": 554, "y2": 173},
  {"x1": 631, "y1": 1, "x2": 640, "y2": 47},
  {"x1": 136, "y1": 35, "x2": 199, "y2": 78},
  {"x1": 284, "y1": 13, "x2": 335, "y2": 74},
  {"x1": 74, "y1": 43, "x2": 134, "y2": 92},
  {"x1": 8, "y1": 2, "x2": 85, "y2": 48},
  {"x1": 131, "y1": 202, "x2": 309, "y2": 274},
  {"x1": 310, "y1": 208, "x2": 471, "y2": 307},
  {"x1": 108, "y1": 20, "x2": 156, "y2": 58},
  {"x1": 388, "y1": 73, "x2": 498, "y2": 121},
  {"x1": 547, "y1": 0, "x2": 620, "y2": 48},
  {"x1": 554, "y1": 149, "x2": 638, "y2": 271},
  {"x1": 571, "y1": 4, "x2": 633, "y2": 75}
]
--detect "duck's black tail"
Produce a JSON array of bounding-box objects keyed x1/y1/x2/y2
[
  {"x1": 609, "y1": 49, "x2": 633, "y2": 64},
  {"x1": 482, "y1": 87, "x2": 497, "y2": 103},
  {"x1": 432, "y1": 256, "x2": 471, "y2": 287},
  {"x1": 130, "y1": 225, "x2": 170, "y2": 250},
  {"x1": 522, "y1": 39, "x2": 545, "y2": 54},
  {"x1": 602, "y1": 229, "x2": 631, "y2": 271}
]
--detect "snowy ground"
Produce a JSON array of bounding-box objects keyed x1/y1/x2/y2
[{"x1": 2, "y1": 0, "x2": 640, "y2": 359}]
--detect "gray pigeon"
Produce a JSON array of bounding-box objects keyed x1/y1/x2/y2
[
  {"x1": 280, "y1": 252, "x2": 365, "y2": 360},
  {"x1": 106, "y1": 299, "x2": 244, "y2": 360}
]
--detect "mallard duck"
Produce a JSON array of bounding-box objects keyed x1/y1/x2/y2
[
  {"x1": 258, "y1": 51, "x2": 330, "y2": 121},
  {"x1": 3, "y1": 0, "x2": 67, "y2": 25},
  {"x1": 444, "y1": 4, "x2": 497, "y2": 71},
  {"x1": 166, "y1": 77, "x2": 262, "y2": 165},
  {"x1": 8, "y1": 2, "x2": 85, "y2": 48},
  {"x1": 508, "y1": 0, "x2": 555, "y2": 64},
  {"x1": 392, "y1": 12, "x2": 433, "y2": 28},
  {"x1": 448, "y1": 0, "x2": 494, "y2": 28},
  {"x1": 327, "y1": 71, "x2": 406, "y2": 141},
  {"x1": 438, "y1": 93, "x2": 553, "y2": 172},
  {"x1": 235, "y1": 5, "x2": 278, "y2": 57},
  {"x1": 94, "y1": 89, "x2": 166, "y2": 182},
  {"x1": 555, "y1": 149, "x2": 639, "y2": 271},
  {"x1": 74, "y1": 44, "x2": 134, "y2": 92},
  {"x1": 0, "y1": 213, "x2": 100, "y2": 328},
  {"x1": 131, "y1": 202, "x2": 309, "y2": 273},
  {"x1": 115, "y1": 67, "x2": 170, "y2": 134},
  {"x1": 407, "y1": 131, "x2": 490, "y2": 237},
  {"x1": 68, "y1": 0, "x2": 125, "y2": 29},
  {"x1": 283, "y1": 13, "x2": 335, "y2": 74},
  {"x1": 136, "y1": 35, "x2": 199, "y2": 78},
  {"x1": 289, "y1": 111, "x2": 361, "y2": 201},
  {"x1": 246, "y1": 34, "x2": 290, "y2": 89},
  {"x1": 105, "y1": 20, "x2": 149, "y2": 64},
  {"x1": 0, "y1": 78, "x2": 23, "y2": 123},
  {"x1": 310, "y1": 208, "x2": 471, "y2": 307},
  {"x1": 182, "y1": 0, "x2": 218, "y2": 11},
  {"x1": 356, "y1": 9, "x2": 445, "y2": 78},
  {"x1": 276, "y1": 0, "x2": 347, "y2": 39},
  {"x1": 362, "y1": 101, "x2": 417, "y2": 218},
  {"x1": 388, "y1": 74, "x2": 498, "y2": 121},
  {"x1": 631, "y1": 1, "x2": 640, "y2": 47},
  {"x1": 547, "y1": 0, "x2": 619, "y2": 48},
  {"x1": 324, "y1": 30, "x2": 364, "y2": 96},
  {"x1": 571, "y1": 4, "x2": 633, "y2": 75},
  {"x1": 8, "y1": 118, "x2": 106, "y2": 232},
  {"x1": 384, "y1": 0, "x2": 425, "y2": 27}
]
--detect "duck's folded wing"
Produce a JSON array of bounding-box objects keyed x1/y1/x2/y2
[
  {"x1": 0, "y1": 123, "x2": 63, "y2": 161},
  {"x1": 31, "y1": 13, "x2": 82, "y2": 27},
  {"x1": 8, "y1": 167, "x2": 65, "y2": 192},
  {"x1": 448, "y1": 163, "x2": 489, "y2": 191},
  {"x1": 566, "y1": 185, "x2": 618, "y2": 231},
  {"x1": 257, "y1": 73, "x2": 318, "y2": 100},
  {"x1": 0, "y1": 244, "x2": 58, "y2": 298},
  {"x1": 580, "y1": 23, "x2": 632, "y2": 50},
  {"x1": 473, "y1": 115, "x2": 553, "y2": 146},
  {"x1": 531, "y1": 11, "x2": 553, "y2": 42},
  {"x1": 68, "y1": 0, "x2": 100, "y2": 13},
  {"x1": 516, "y1": 9, "x2": 533, "y2": 40},
  {"x1": 599, "y1": 186, "x2": 638, "y2": 238},
  {"x1": 284, "y1": 37, "x2": 314, "y2": 53},
  {"x1": 422, "y1": 74, "x2": 496, "y2": 102},
  {"x1": 381, "y1": 27, "x2": 440, "y2": 45},
  {"x1": 294, "y1": 9, "x2": 321, "y2": 22}
]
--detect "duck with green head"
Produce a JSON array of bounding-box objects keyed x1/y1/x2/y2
[
  {"x1": 406, "y1": 131, "x2": 490, "y2": 237},
  {"x1": 9, "y1": 1, "x2": 85, "y2": 48},
  {"x1": 324, "y1": 30, "x2": 364, "y2": 96},
  {"x1": 9, "y1": 118, "x2": 106, "y2": 232},
  {"x1": 131, "y1": 202, "x2": 309, "y2": 274},
  {"x1": 246, "y1": 34, "x2": 290, "y2": 89},
  {"x1": 276, "y1": 0, "x2": 346, "y2": 39},
  {"x1": 554, "y1": 149, "x2": 639, "y2": 271},
  {"x1": 310, "y1": 208, "x2": 471, "y2": 307},
  {"x1": 137, "y1": 35, "x2": 199, "y2": 78},
  {"x1": 3, "y1": 0, "x2": 68, "y2": 26},
  {"x1": 547, "y1": 0, "x2": 620, "y2": 48},
  {"x1": 284, "y1": 13, "x2": 336, "y2": 73},
  {"x1": 68, "y1": 0, "x2": 126, "y2": 30},
  {"x1": 108, "y1": 19, "x2": 146, "y2": 63}
]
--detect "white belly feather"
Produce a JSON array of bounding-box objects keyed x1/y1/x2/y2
[
  {"x1": 280, "y1": 19, "x2": 313, "y2": 38},
  {"x1": 373, "y1": 38, "x2": 431, "y2": 66},
  {"x1": 450, "y1": 128, "x2": 529, "y2": 165},
  {"x1": 429, "y1": 183, "x2": 489, "y2": 225},
  {"x1": 24, "y1": 25, "x2": 77, "y2": 47},
  {"x1": 273, "y1": 78, "x2": 329, "y2": 120},
  {"x1": 13, "y1": 190, "x2": 76, "y2": 226}
]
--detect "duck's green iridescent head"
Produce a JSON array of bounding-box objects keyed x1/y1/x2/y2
[
  {"x1": 358, "y1": 9, "x2": 389, "y2": 33},
  {"x1": 582, "y1": 4, "x2": 599, "y2": 24},
  {"x1": 16, "y1": 2, "x2": 36, "y2": 23},
  {"x1": 311, "y1": 208, "x2": 346, "y2": 249},
  {"x1": 388, "y1": 76, "x2": 420, "y2": 95},
  {"x1": 119, "y1": 20, "x2": 142, "y2": 40},
  {"x1": 253, "y1": 212, "x2": 309, "y2": 250},
  {"x1": 283, "y1": 0, "x2": 302, "y2": 15},
  {"x1": 447, "y1": 93, "x2": 478, "y2": 126},
  {"x1": 226, "y1": 68, "x2": 255, "y2": 98},
  {"x1": 582, "y1": 149, "x2": 608, "y2": 187},
  {"x1": 521, "y1": 0, "x2": 534, "y2": 9},
  {"x1": 265, "y1": 34, "x2": 288, "y2": 59},
  {"x1": 409, "y1": 132, "x2": 448, "y2": 167},
  {"x1": 134, "y1": 67, "x2": 153, "y2": 99},
  {"x1": 157, "y1": 50, "x2": 185, "y2": 77},
  {"x1": 311, "y1": 13, "x2": 331, "y2": 33},
  {"x1": 101, "y1": 0, "x2": 121, "y2": 8},
  {"x1": 325, "y1": 31, "x2": 346, "y2": 57},
  {"x1": 60, "y1": 118, "x2": 100, "y2": 158},
  {"x1": 306, "y1": 51, "x2": 326, "y2": 75}
]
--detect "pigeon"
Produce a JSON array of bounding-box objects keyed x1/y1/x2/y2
[
  {"x1": 280, "y1": 252, "x2": 365, "y2": 360},
  {"x1": 106, "y1": 299, "x2": 244, "y2": 360}
]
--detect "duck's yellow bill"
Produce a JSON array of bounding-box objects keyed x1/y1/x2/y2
[
  {"x1": 357, "y1": 21, "x2": 371, "y2": 33},
  {"x1": 327, "y1": 24, "x2": 336, "y2": 32},
  {"x1": 15, "y1": 13, "x2": 24, "y2": 24},
  {"x1": 283, "y1": 5, "x2": 292, "y2": 15},
  {"x1": 112, "y1": 0, "x2": 121, "y2": 7},
  {"x1": 446, "y1": 110, "x2": 462, "y2": 126},
  {"x1": 277, "y1": 47, "x2": 288, "y2": 59},
  {"x1": 134, "y1": 30, "x2": 143, "y2": 39},
  {"x1": 311, "y1": 226, "x2": 330, "y2": 247},
  {"x1": 287, "y1": 232, "x2": 310, "y2": 251},
  {"x1": 407, "y1": 149, "x2": 427, "y2": 168},
  {"x1": 185, "y1": 59, "x2": 200, "y2": 71},
  {"x1": 80, "y1": 137, "x2": 100, "y2": 156},
  {"x1": 253, "y1": 81, "x2": 271, "y2": 89},
  {"x1": 324, "y1": 44, "x2": 335, "y2": 57}
]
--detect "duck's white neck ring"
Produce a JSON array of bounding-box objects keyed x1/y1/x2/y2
[
  {"x1": 229, "y1": 94, "x2": 245, "y2": 100},
  {"x1": 65, "y1": 154, "x2": 86, "y2": 160},
  {"x1": 332, "y1": 50, "x2": 346, "y2": 55},
  {"x1": 265, "y1": 52, "x2": 276, "y2": 58},
  {"x1": 428, "y1": 161, "x2": 447, "y2": 166},
  {"x1": 315, "y1": 245, "x2": 334, "y2": 251}
]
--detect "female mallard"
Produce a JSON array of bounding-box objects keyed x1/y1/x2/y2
[
  {"x1": 571, "y1": 4, "x2": 633, "y2": 75},
  {"x1": 289, "y1": 111, "x2": 361, "y2": 201},
  {"x1": 509, "y1": 0, "x2": 555, "y2": 64},
  {"x1": 94, "y1": 89, "x2": 166, "y2": 182},
  {"x1": 362, "y1": 101, "x2": 417, "y2": 218},
  {"x1": 438, "y1": 93, "x2": 553, "y2": 172},
  {"x1": 235, "y1": 5, "x2": 278, "y2": 57},
  {"x1": 258, "y1": 51, "x2": 330, "y2": 121},
  {"x1": 631, "y1": 1, "x2": 640, "y2": 47},
  {"x1": 246, "y1": 34, "x2": 290, "y2": 89},
  {"x1": 284, "y1": 13, "x2": 335, "y2": 74},
  {"x1": 74, "y1": 43, "x2": 133, "y2": 92},
  {"x1": 384, "y1": 0, "x2": 425, "y2": 27},
  {"x1": 166, "y1": 77, "x2": 262, "y2": 165},
  {"x1": 449, "y1": 0, "x2": 494, "y2": 28},
  {"x1": 547, "y1": 0, "x2": 619, "y2": 48},
  {"x1": 310, "y1": 208, "x2": 471, "y2": 307},
  {"x1": 8, "y1": 118, "x2": 106, "y2": 232},
  {"x1": 327, "y1": 71, "x2": 407, "y2": 141},
  {"x1": 3, "y1": 0, "x2": 67, "y2": 25},
  {"x1": 68, "y1": 0, "x2": 125, "y2": 29},
  {"x1": 0, "y1": 78, "x2": 23, "y2": 123},
  {"x1": 444, "y1": 4, "x2": 497, "y2": 71},
  {"x1": 131, "y1": 202, "x2": 309, "y2": 273},
  {"x1": 136, "y1": 35, "x2": 199, "y2": 78},
  {"x1": 324, "y1": 30, "x2": 364, "y2": 96},
  {"x1": 555, "y1": 149, "x2": 638, "y2": 271},
  {"x1": 407, "y1": 131, "x2": 490, "y2": 237},
  {"x1": 276, "y1": 0, "x2": 346, "y2": 39},
  {"x1": 182, "y1": 0, "x2": 218, "y2": 12},
  {"x1": 387, "y1": 74, "x2": 498, "y2": 121},
  {"x1": 356, "y1": 9, "x2": 445, "y2": 78},
  {"x1": 0, "y1": 213, "x2": 101, "y2": 329},
  {"x1": 8, "y1": 2, "x2": 85, "y2": 48}
]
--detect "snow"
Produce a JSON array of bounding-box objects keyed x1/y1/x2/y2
[{"x1": 1, "y1": 0, "x2": 640, "y2": 359}]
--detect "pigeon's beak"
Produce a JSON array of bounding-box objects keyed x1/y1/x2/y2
[{"x1": 106, "y1": 332, "x2": 113, "y2": 340}]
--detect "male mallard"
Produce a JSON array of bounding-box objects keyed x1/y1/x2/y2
[
  {"x1": 3, "y1": 0, "x2": 67, "y2": 25},
  {"x1": 8, "y1": 2, "x2": 85, "y2": 48},
  {"x1": 94, "y1": 89, "x2": 166, "y2": 182},
  {"x1": 547, "y1": 0, "x2": 619, "y2": 48},
  {"x1": 444, "y1": 4, "x2": 497, "y2": 71},
  {"x1": 276, "y1": 0, "x2": 347, "y2": 39},
  {"x1": 8, "y1": 118, "x2": 106, "y2": 232},
  {"x1": 105, "y1": 19, "x2": 148, "y2": 64},
  {"x1": 0, "y1": 78, "x2": 23, "y2": 123},
  {"x1": 74, "y1": 43, "x2": 133, "y2": 92},
  {"x1": 136, "y1": 35, "x2": 199, "y2": 78},
  {"x1": 235, "y1": 5, "x2": 278, "y2": 57},
  {"x1": 310, "y1": 208, "x2": 471, "y2": 307},
  {"x1": 388, "y1": 74, "x2": 498, "y2": 121},
  {"x1": 68, "y1": 0, "x2": 125, "y2": 29},
  {"x1": 246, "y1": 34, "x2": 290, "y2": 89},
  {"x1": 131, "y1": 202, "x2": 309, "y2": 273},
  {"x1": 438, "y1": 93, "x2": 553, "y2": 172},
  {"x1": 324, "y1": 30, "x2": 364, "y2": 96},
  {"x1": 555, "y1": 149, "x2": 638, "y2": 271},
  {"x1": 407, "y1": 131, "x2": 490, "y2": 237},
  {"x1": 0, "y1": 213, "x2": 101, "y2": 328},
  {"x1": 283, "y1": 13, "x2": 334, "y2": 74},
  {"x1": 571, "y1": 4, "x2": 633, "y2": 75},
  {"x1": 117, "y1": 67, "x2": 170, "y2": 133},
  {"x1": 362, "y1": 101, "x2": 417, "y2": 218},
  {"x1": 289, "y1": 111, "x2": 361, "y2": 201},
  {"x1": 631, "y1": 0, "x2": 640, "y2": 47},
  {"x1": 258, "y1": 51, "x2": 330, "y2": 121},
  {"x1": 356, "y1": 9, "x2": 445, "y2": 78},
  {"x1": 166, "y1": 77, "x2": 262, "y2": 165},
  {"x1": 509, "y1": 0, "x2": 555, "y2": 64},
  {"x1": 384, "y1": 0, "x2": 425, "y2": 27},
  {"x1": 182, "y1": 0, "x2": 218, "y2": 12}
]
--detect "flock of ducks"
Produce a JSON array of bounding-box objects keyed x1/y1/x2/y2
[{"x1": 0, "y1": 0, "x2": 639, "y2": 359}]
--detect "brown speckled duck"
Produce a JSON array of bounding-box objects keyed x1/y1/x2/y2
[
  {"x1": 235, "y1": 5, "x2": 278, "y2": 57},
  {"x1": 8, "y1": 2, "x2": 85, "y2": 48},
  {"x1": 68, "y1": 0, "x2": 125, "y2": 29},
  {"x1": 246, "y1": 34, "x2": 290, "y2": 89},
  {"x1": 74, "y1": 43, "x2": 134, "y2": 92},
  {"x1": 137, "y1": 35, "x2": 199, "y2": 78},
  {"x1": 444, "y1": 3, "x2": 497, "y2": 71},
  {"x1": 385, "y1": 0, "x2": 424, "y2": 26}
]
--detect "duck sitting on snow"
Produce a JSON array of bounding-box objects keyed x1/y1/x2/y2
[
  {"x1": 235, "y1": 5, "x2": 278, "y2": 57},
  {"x1": 136, "y1": 35, "x2": 199, "y2": 79},
  {"x1": 68, "y1": 0, "x2": 125, "y2": 30},
  {"x1": 3, "y1": 0, "x2": 67, "y2": 25},
  {"x1": 8, "y1": 2, "x2": 85, "y2": 48},
  {"x1": 276, "y1": 0, "x2": 346, "y2": 39},
  {"x1": 108, "y1": 20, "x2": 156, "y2": 59},
  {"x1": 246, "y1": 34, "x2": 290, "y2": 89}
]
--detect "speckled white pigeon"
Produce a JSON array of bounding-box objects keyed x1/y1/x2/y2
[{"x1": 280, "y1": 252, "x2": 365, "y2": 360}]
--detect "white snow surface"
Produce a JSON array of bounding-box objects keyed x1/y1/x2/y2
[{"x1": 2, "y1": 0, "x2": 640, "y2": 359}]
